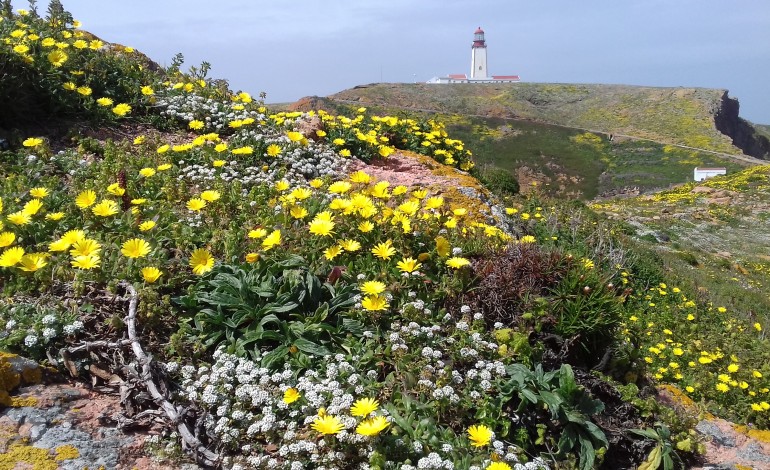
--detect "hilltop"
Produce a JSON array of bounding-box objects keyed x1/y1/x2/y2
[
  {"x1": 318, "y1": 82, "x2": 770, "y2": 159},
  {"x1": 290, "y1": 83, "x2": 770, "y2": 199}
]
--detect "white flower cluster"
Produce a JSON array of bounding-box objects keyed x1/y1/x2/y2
[
  {"x1": 62, "y1": 320, "x2": 83, "y2": 335},
  {"x1": 157, "y1": 89, "x2": 261, "y2": 130},
  {"x1": 174, "y1": 137, "x2": 348, "y2": 195},
  {"x1": 24, "y1": 334, "x2": 38, "y2": 347},
  {"x1": 178, "y1": 349, "x2": 379, "y2": 469},
  {"x1": 416, "y1": 452, "x2": 455, "y2": 469},
  {"x1": 384, "y1": 311, "x2": 511, "y2": 414}
]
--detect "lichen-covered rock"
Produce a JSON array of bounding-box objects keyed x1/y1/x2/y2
[
  {"x1": 0, "y1": 351, "x2": 42, "y2": 407},
  {"x1": 0, "y1": 383, "x2": 196, "y2": 469}
]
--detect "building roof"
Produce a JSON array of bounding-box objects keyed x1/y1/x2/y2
[
  {"x1": 474, "y1": 27, "x2": 485, "y2": 34},
  {"x1": 492, "y1": 75, "x2": 520, "y2": 80},
  {"x1": 448, "y1": 74, "x2": 468, "y2": 79},
  {"x1": 695, "y1": 167, "x2": 727, "y2": 171}
]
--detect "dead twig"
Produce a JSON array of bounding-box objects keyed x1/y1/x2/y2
[
  {"x1": 120, "y1": 281, "x2": 220, "y2": 467},
  {"x1": 64, "y1": 338, "x2": 134, "y2": 354}
]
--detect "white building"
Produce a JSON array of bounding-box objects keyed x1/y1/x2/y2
[
  {"x1": 427, "y1": 27, "x2": 520, "y2": 84},
  {"x1": 693, "y1": 167, "x2": 727, "y2": 181}
]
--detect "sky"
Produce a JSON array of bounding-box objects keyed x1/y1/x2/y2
[{"x1": 12, "y1": 0, "x2": 770, "y2": 123}]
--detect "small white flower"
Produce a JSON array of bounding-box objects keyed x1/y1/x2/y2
[{"x1": 24, "y1": 334, "x2": 38, "y2": 347}]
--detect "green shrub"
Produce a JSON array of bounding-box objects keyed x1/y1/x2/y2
[
  {"x1": 498, "y1": 363, "x2": 608, "y2": 470},
  {"x1": 676, "y1": 251, "x2": 699, "y2": 267},
  {"x1": 0, "y1": 2, "x2": 160, "y2": 128},
  {"x1": 175, "y1": 256, "x2": 360, "y2": 369},
  {"x1": 476, "y1": 165, "x2": 520, "y2": 196},
  {"x1": 548, "y1": 265, "x2": 624, "y2": 367}
]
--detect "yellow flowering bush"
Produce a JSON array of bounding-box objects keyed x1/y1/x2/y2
[{"x1": 6, "y1": 2, "x2": 764, "y2": 468}]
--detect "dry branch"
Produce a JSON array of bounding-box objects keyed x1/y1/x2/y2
[{"x1": 121, "y1": 281, "x2": 220, "y2": 466}]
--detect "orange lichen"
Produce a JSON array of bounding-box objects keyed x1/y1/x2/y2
[
  {"x1": 733, "y1": 424, "x2": 770, "y2": 444},
  {"x1": 659, "y1": 384, "x2": 697, "y2": 409},
  {"x1": 0, "y1": 352, "x2": 22, "y2": 393},
  {"x1": 0, "y1": 352, "x2": 43, "y2": 408},
  {"x1": 54, "y1": 444, "x2": 80, "y2": 461},
  {"x1": 0, "y1": 443, "x2": 59, "y2": 470},
  {"x1": 9, "y1": 396, "x2": 38, "y2": 407}
]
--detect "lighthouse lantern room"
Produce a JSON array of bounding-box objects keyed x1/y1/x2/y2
[{"x1": 471, "y1": 26, "x2": 488, "y2": 79}]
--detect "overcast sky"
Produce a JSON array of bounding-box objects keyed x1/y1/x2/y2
[{"x1": 13, "y1": 1, "x2": 770, "y2": 123}]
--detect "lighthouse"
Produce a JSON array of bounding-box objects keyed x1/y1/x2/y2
[
  {"x1": 470, "y1": 27, "x2": 488, "y2": 79},
  {"x1": 426, "y1": 27, "x2": 519, "y2": 84}
]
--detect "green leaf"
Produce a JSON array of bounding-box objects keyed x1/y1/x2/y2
[
  {"x1": 578, "y1": 434, "x2": 596, "y2": 470},
  {"x1": 630, "y1": 428, "x2": 661, "y2": 441},
  {"x1": 342, "y1": 317, "x2": 365, "y2": 335},
  {"x1": 538, "y1": 390, "x2": 563, "y2": 419},
  {"x1": 293, "y1": 337, "x2": 330, "y2": 356},
  {"x1": 663, "y1": 453, "x2": 674, "y2": 470},
  {"x1": 559, "y1": 363, "x2": 576, "y2": 389},
  {"x1": 384, "y1": 404, "x2": 414, "y2": 439},
  {"x1": 583, "y1": 421, "x2": 608, "y2": 447},
  {"x1": 261, "y1": 345, "x2": 289, "y2": 369},
  {"x1": 675, "y1": 438, "x2": 692, "y2": 452},
  {"x1": 519, "y1": 389, "x2": 538, "y2": 404},
  {"x1": 558, "y1": 425, "x2": 578, "y2": 455}
]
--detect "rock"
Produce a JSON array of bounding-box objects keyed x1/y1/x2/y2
[
  {"x1": 0, "y1": 352, "x2": 43, "y2": 406},
  {"x1": 736, "y1": 442, "x2": 770, "y2": 464},
  {"x1": 691, "y1": 418, "x2": 770, "y2": 470},
  {"x1": 692, "y1": 186, "x2": 715, "y2": 194},
  {"x1": 295, "y1": 115, "x2": 324, "y2": 141},
  {"x1": 0, "y1": 382, "x2": 193, "y2": 469},
  {"x1": 708, "y1": 197, "x2": 732, "y2": 205},
  {"x1": 697, "y1": 420, "x2": 736, "y2": 447}
]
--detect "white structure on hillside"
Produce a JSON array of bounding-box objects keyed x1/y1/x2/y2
[
  {"x1": 471, "y1": 27, "x2": 488, "y2": 79},
  {"x1": 694, "y1": 167, "x2": 727, "y2": 181},
  {"x1": 427, "y1": 27, "x2": 520, "y2": 84}
]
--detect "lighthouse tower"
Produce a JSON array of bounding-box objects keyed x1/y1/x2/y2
[{"x1": 470, "y1": 27, "x2": 488, "y2": 79}]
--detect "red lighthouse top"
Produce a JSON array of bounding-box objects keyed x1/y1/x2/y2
[{"x1": 473, "y1": 27, "x2": 486, "y2": 48}]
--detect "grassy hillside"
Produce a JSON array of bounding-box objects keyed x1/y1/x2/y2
[
  {"x1": 330, "y1": 83, "x2": 744, "y2": 155},
  {"x1": 445, "y1": 116, "x2": 747, "y2": 199},
  {"x1": 594, "y1": 166, "x2": 770, "y2": 318},
  {"x1": 288, "y1": 98, "x2": 750, "y2": 199},
  {"x1": 592, "y1": 166, "x2": 770, "y2": 422}
]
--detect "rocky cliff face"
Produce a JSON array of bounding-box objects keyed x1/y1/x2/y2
[{"x1": 715, "y1": 92, "x2": 770, "y2": 159}]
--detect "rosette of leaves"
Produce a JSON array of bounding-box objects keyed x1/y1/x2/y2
[
  {"x1": 497, "y1": 363, "x2": 608, "y2": 470},
  {"x1": 547, "y1": 266, "x2": 624, "y2": 367},
  {"x1": 176, "y1": 255, "x2": 360, "y2": 368}
]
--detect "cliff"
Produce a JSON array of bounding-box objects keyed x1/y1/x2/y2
[{"x1": 715, "y1": 91, "x2": 770, "y2": 159}]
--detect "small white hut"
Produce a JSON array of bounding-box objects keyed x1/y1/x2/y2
[{"x1": 694, "y1": 167, "x2": 726, "y2": 182}]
